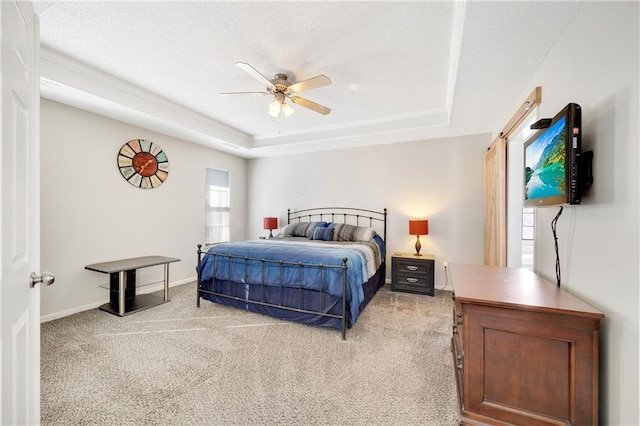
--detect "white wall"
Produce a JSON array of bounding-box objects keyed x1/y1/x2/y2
[
  {"x1": 247, "y1": 133, "x2": 490, "y2": 289},
  {"x1": 503, "y1": 2, "x2": 639, "y2": 424},
  {"x1": 40, "y1": 100, "x2": 247, "y2": 319}
]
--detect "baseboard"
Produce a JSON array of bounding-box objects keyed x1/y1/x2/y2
[
  {"x1": 135, "y1": 276, "x2": 195, "y2": 295},
  {"x1": 40, "y1": 276, "x2": 196, "y2": 323}
]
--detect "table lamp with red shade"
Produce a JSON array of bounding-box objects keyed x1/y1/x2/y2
[
  {"x1": 263, "y1": 217, "x2": 278, "y2": 238},
  {"x1": 409, "y1": 219, "x2": 428, "y2": 256}
]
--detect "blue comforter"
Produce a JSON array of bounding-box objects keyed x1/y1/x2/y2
[{"x1": 199, "y1": 237, "x2": 383, "y2": 323}]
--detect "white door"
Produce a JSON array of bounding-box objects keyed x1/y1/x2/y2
[{"x1": 1, "y1": 1, "x2": 45, "y2": 425}]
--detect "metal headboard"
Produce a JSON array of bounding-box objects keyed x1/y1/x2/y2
[{"x1": 287, "y1": 207, "x2": 387, "y2": 245}]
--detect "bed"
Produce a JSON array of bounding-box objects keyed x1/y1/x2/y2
[{"x1": 196, "y1": 207, "x2": 387, "y2": 339}]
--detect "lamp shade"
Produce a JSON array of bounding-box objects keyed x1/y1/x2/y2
[
  {"x1": 409, "y1": 219, "x2": 429, "y2": 236},
  {"x1": 263, "y1": 217, "x2": 278, "y2": 230}
]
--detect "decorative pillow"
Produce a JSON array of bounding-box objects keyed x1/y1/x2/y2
[
  {"x1": 332, "y1": 223, "x2": 376, "y2": 242},
  {"x1": 310, "y1": 225, "x2": 334, "y2": 241},
  {"x1": 373, "y1": 233, "x2": 386, "y2": 259},
  {"x1": 281, "y1": 221, "x2": 328, "y2": 238}
]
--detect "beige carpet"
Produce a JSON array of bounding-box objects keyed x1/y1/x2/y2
[{"x1": 41, "y1": 282, "x2": 459, "y2": 425}]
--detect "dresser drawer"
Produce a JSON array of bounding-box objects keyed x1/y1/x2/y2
[
  {"x1": 452, "y1": 302, "x2": 464, "y2": 340},
  {"x1": 451, "y1": 330, "x2": 464, "y2": 408}
]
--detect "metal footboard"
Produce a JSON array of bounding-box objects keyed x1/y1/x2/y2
[{"x1": 197, "y1": 244, "x2": 350, "y2": 339}]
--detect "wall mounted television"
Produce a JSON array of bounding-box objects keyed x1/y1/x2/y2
[{"x1": 523, "y1": 103, "x2": 592, "y2": 207}]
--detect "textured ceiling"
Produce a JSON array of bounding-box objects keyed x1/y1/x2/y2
[{"x1": 35, "y1": 1, "x2": 582, "y2": 157}]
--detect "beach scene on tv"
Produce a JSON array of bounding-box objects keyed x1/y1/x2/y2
[{"x1": 524, "y1": 116, "x2": 567, "y2": 200}]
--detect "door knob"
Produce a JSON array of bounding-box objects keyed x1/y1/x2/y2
[{"x1": 30, "y1": 271, "x2": 55, "y2": 288}]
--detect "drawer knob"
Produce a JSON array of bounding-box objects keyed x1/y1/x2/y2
[
  {"x1": 406, "y1": 265, "x2": 418, "y2": 271},
  {"x1": 406, "y1": 278, "x2": 418, "y2": 283}
]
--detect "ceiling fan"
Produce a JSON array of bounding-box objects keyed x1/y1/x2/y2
[{"x1": 220, "y1": 62, "x2": 332, "y2": 118}]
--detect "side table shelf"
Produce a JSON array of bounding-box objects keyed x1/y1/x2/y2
[{"x1": 85, "y1": 255, "x2": 180, "y2": 316}]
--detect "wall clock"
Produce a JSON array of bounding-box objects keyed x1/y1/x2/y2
[{"x1": 117, "y1": 139, "x2": 169, "y2": 189}]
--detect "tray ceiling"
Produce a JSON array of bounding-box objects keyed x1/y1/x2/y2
[{"x1": 35, "y1": 1, "x2": 582, "y2": 158}]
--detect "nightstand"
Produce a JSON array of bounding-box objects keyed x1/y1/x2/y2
[{"x1": 391, "y1": 253, "x2": 435, "y2": 296}]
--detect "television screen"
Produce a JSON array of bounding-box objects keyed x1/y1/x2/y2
[
  {"x1": 524, "y1": 103, "x2": 581, "y2": 207},
  {"x1": 524, "y1": 117, "x2": 567, "y2": 203}
]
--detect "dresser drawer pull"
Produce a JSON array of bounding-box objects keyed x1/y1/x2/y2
[
  {"x1": 406, "y1": 278, "x2": 418, "y2": 283},
  {"x1": 406, "y1": 265, "x2": 419, "y2": 271}
]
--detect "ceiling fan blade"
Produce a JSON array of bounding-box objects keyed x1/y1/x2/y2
[
  {"x1": 236, "y1": 62, "x2": 276, "y2": 89},
  {"x1": 290, "y1": 96, "x2": 331, "y2": 115},
  {"x1": 219, "y1": 91, "x2": 269, "y2": 97},
  {"x1": 288, "y1": 75, "x2": 331, "y2": 94}
]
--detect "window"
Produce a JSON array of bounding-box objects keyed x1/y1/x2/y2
[
  {"x1": 506, "y1": 108, "x2": 539, "y2": 270},
  {"x1": 205, "y1": 168, "x2": 230, "y2": 244},
  {"x1": 521, "y1": 207, "x2": 535, "y2": 270}
]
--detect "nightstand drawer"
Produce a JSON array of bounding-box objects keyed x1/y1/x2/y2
[
  {"x1": 395, "y1": 273, "x2": 428, "y2": 286},
  {"x1": 395, "y1": 260, "x2": 429, "y2": 275}
]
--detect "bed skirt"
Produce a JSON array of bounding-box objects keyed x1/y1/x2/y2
[{"x1": 199, "y1": 264, "x2": 386, "y2": 332}]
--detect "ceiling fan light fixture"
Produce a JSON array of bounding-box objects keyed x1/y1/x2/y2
[
  {"x1": 268, "y1": 99, "x2": 282, "y2": 118},
  {"x1": 228, "y1": 62, "x2": 330, "y2": 118},
  {"x1": 268, "y1": 96, "x2": 294, "y2": 119},
  {"x1": 282, "y1": 102, "x2": 295, "y2": 118}
]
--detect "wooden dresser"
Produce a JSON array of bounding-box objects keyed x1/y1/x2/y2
[{"x1": 450, "y1": 264, "x2": 604, "y2": 425}]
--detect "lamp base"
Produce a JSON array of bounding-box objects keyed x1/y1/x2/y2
[
  {"x1": 414, "y1": 235, "x2": 422, "y2": 256},
  {"x1": 268, "y1": 230, "x2": 274, "y2": 238}
]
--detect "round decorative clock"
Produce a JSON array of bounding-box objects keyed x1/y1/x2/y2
[{"x1": 117, "y1": 139, "x2": 169, "y2": 189}]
